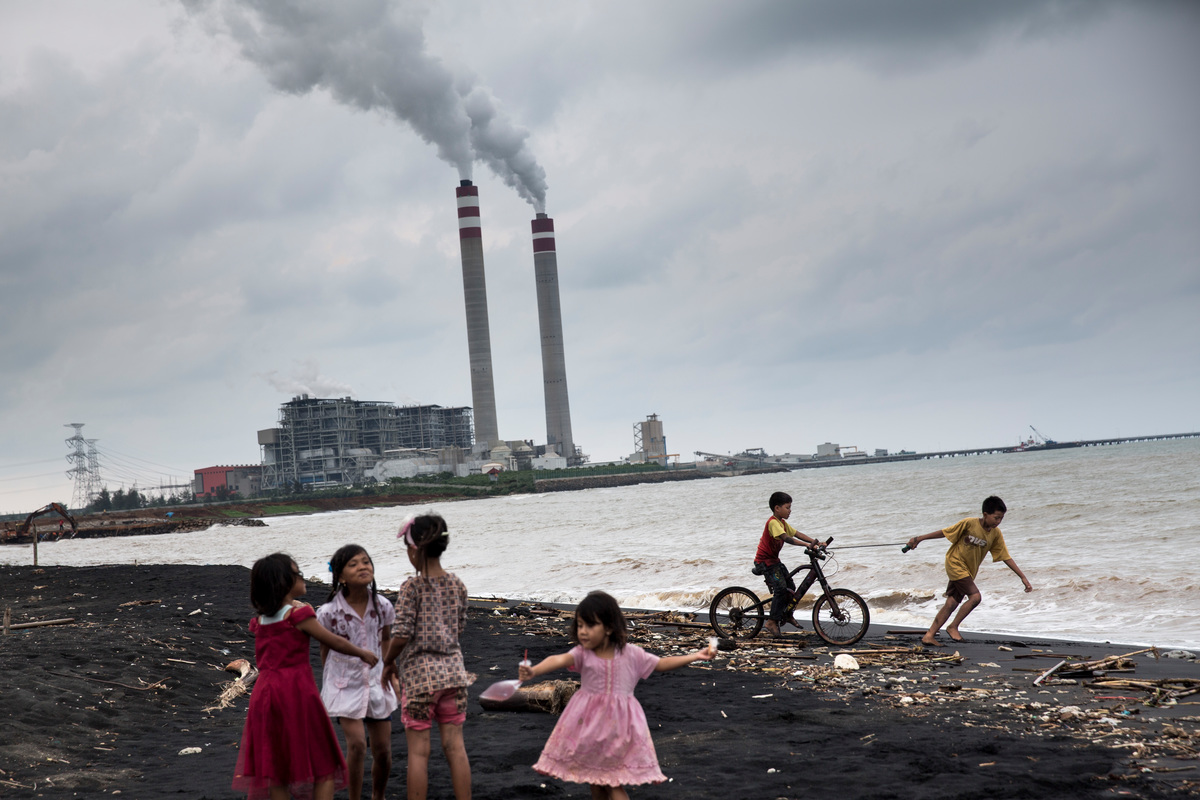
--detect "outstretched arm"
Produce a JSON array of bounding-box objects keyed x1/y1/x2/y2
[
  {"x1": 784, "y1": 532, "x2": 822, "y2": 548},
  {"x1": 906, "y1": 529, "x2": 946, "y2": 550},
  {"x1": 654, "y1": 644, "x2": 715, "y2": 672},
  {"x1": 519, "y1": 652, "x2": 575, "y2": 682},
  {"x1": 295, "y1": 616, "x2": 378, "y2": 667},
  {"x1": 1003, "y1": 558, "x2": 1033, "y2": 592}
]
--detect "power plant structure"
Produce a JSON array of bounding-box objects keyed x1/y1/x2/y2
[
  {"x1": 531, "y1": 213, "x2": 575, "y2": 461},
  {"x1": 259, "y1": 396, "x2": 474, "y2": 490},
  {"x1": 452, "y1": 180, "x2": 580, "y2": 466},
  {"x1": 455, "y1": 180, "x2": 500, "y2": 448}
]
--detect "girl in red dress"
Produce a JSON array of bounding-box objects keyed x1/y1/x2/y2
[{"x1": 232, "y1": 553, "x2": 378, "y2": 800}]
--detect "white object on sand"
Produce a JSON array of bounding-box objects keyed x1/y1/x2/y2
[{"x1": 833, "y1": 654, "x2": 860, "y2": 671}]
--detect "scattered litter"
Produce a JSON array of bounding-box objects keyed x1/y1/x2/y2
[
  {"x1": 178, "y1": 747, "x2": 202, "y2": 755},
  {"x1": 833, "y1": 654, "x2": 860, "y2": 671}
]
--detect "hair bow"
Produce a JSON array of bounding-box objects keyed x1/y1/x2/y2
[{"x1": 398, "y1": 514, "x2": 417, "y2": 547}]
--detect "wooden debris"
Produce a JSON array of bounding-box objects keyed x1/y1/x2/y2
[
  {"x1": 478, "y1": 679, "x2": 579, "y2": 714},
  {"x1": 7, "y1": 617, "x2": 76, "y2": 631},
  {"x1": 204, "y1": 659, "x2": 258, "y2": 712}
]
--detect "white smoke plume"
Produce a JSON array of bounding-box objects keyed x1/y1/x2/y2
[
  {"x1": 260, "y1": 358, "x2": 356, "y2": 399},
  {"x1": 184, "y1": 0, "x2": 548, "y2": 211}
]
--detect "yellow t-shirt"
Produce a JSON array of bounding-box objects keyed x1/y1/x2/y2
[
  {"x1": 942, "y1": 518, "x2": 1011, "y2": 580},
  {"x1": 767, "y1": 518, "x2": 798, "y2": 540}
]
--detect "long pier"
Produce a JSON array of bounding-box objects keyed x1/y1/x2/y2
[{"x1": 716, "y1": 431, "x2": 1200, "y2": 472}]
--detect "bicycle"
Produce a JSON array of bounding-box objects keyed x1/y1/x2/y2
[{"x1": 708, "y1": 538, "x2": 870, "y2": 646}]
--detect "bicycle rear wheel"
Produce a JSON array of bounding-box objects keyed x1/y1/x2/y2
[
  {"x1": 811, "y1": 589, "x2": 869, "y2": 646},
  {"x1": 708, "y1": 587, "x2": 765, "y2": 640}
]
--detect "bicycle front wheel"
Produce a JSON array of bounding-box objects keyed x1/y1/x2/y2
[
  {"x1": 708, "y1": 587, "x2": 765, "y2": 640},
  {"x1": 811, "y1": 589, "x2": 869, "y2": 646}
]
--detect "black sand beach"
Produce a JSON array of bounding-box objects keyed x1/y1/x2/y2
[{"x1": 1, "y1": 564, "x2": 1196, "y2": 799}]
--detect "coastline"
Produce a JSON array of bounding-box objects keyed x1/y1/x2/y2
[{"x1": 1, "y1": 564, "x2": 1196, "y2": 799}]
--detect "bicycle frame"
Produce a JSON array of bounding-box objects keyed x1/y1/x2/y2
[{"x1": 785, "y1": 547, "x2": 836, "y2": 605}]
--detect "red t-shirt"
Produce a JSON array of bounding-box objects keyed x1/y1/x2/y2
[{"x1": 754, "y1": 516, "x2": 796, "y2": 565}]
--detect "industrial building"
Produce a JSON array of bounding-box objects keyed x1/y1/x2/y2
[
  {"x1": 630, "y1": 414, "x2": 669, "y2": 466},
  {"x1": 259, "y1": 396, "x2": 473, "y2": 490},
  {"x1": 194, "y1": 465, "x2": 262, "y2": 499}
]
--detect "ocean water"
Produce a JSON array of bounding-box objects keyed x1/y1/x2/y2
[{"x1": 5, "y1": 438, "x2": 1199, "y2": 649}]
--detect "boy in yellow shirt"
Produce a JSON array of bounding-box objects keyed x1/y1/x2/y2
[
  {"x1": 905, "y1": 496, "x2": 1033, "y2": 647},
  {"x1": 753, "y1": 491, "x2": 824, "y2": 638}
]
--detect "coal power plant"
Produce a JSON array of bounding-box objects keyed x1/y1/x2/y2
[
  {"x1": 455, "y1": 180, "x2": 579, "y2": 467},
  {"x1": 455, "y1": 181, "x2": 500, "y2": 448},
  {"x1": 531, "y1": 212, "x2": 574, "y2": 462}
]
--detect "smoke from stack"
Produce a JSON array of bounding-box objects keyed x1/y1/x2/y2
[
  {"x1": 457, "y1": 181, "x2": 500, "y2": 445},
  {"x1": 531, "y1": 213, "x2": 574, "y2": 460},
  {"x1": 187, "y1": 0, "x2": 548, "y2": 211}
]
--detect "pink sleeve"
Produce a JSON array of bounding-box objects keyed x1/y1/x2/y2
[
  {"x1": 567, "y1": 645, "x2": 587, "y2": 673},
  {"x1": 628, "y1": 644, "x2": 660, "y2": 679}
]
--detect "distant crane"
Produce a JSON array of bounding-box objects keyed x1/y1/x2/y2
[{"x1": 1029, "y1": 426, "x2": 1057, "y2": 446}]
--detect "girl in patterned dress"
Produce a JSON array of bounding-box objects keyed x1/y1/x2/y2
[
  {"x1": 317, "y1": 545, "x2": 397, "y2": 800},
  {"x1": 382, "y1": 514, "x2": 475, "y2": 800},
  {"x1": 232, "y1": 553, "x2": 378, "y2": 800},
  {"x1": 518, "y1": 591, "x2": 715, "y2": 800}
]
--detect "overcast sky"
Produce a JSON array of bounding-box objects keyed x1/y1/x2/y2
[{"x1": 2, "y1": 0, "x2": 1197, "y2": 513}]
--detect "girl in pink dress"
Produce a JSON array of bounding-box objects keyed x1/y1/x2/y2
[
  {"x1": 518, "y1": 591, "x2": 715, "y2": 800},
  {"x1": 232, "y1": 553, "x2": 378, "y2": 800}
]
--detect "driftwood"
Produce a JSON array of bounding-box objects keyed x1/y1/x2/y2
[
  {"x1": 205, "y1": 659, "x2": 259, "y2": 712},
  {"x1": 7, "y1": 617, "x2": 76, "y2": 631},
  {"x1": 478, "y1": 679, "x2": 579, "y2": 714},
  {"x1": 1087, "y1": 677, "x2": 1200, "y2": 703}
]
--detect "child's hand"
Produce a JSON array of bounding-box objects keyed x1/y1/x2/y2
[
  {"x1": 359, "y1": 649, "x2": 379, "y2": 668},
  {"x1": 518, "y1": 663, "x2": 535, "y2": 682},
  {"x1": 291, "y1": 599, "x2": 313, "y2": 609},
  {"x1": 1023, "y1": 580, "x2": 1033, "y2": 593}
]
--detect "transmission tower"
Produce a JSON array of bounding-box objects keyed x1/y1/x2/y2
[
  {"x1": 64, "y1": 423, "x2": 89, "y2": 509},
  {"x1": 85, "y1": 439, "x2": 102, "y2": 504}
]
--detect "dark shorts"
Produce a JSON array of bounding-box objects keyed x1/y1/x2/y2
[
  {"x1": 945, "y1": 577, "x2": 980, "y2": 602},
  {"x1": 337, "y1": 715, "x2": 392, "y2": 724}
]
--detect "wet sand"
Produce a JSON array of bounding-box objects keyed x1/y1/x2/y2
[{"x1": 0, "y1": 564, "x2": 1196, "y2": 799}]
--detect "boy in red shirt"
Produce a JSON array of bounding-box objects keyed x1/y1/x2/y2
[
  {"x1": 905, "y1": 495, "x2": 1033, "y2": 646},
  {"x1": 753, "y1": 491, "x2": 824, "y2": 638}
]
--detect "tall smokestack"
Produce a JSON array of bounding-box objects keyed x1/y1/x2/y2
[
  {"x1": 531, "y1": 213, "x2": 574, "y2": 460},
  {"x1": 456, "y1": 180, "x2": 500, "y2": 446}
]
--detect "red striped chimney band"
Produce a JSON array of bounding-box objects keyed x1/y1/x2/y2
[
  {"x1": 532, "y1": 215, "x2": 555, "y2": 253},
  {"x1": 457, "y1": 184, "x2": 481, "y2": 239}
]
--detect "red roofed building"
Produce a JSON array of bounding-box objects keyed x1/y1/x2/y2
[{"x1": 193, "y1": 465, "x2": 262, "y2": 499}]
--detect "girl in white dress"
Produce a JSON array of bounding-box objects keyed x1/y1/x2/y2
[{"x1": 317, "y1": 544, "x2": 396, "y2": 800}]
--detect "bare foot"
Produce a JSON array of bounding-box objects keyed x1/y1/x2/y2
[
  {"x1": 946, "y1": 630, "x2": 965, "y2": 643},
  {"x1": 763, "y1": 621, "x2": 783, "y2": 638},
  {"x1": 921, "y1": 635, "x2": 945, "y2": 647}
]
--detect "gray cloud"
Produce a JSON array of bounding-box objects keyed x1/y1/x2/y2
[{"x1": 0, "y1": 1, "x2": 1196, "y2": 512}]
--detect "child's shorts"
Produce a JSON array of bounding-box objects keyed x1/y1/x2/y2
[
  {"x1": 400, "y1": 687, "x2": 468, "y2": 731},
  {"x1": 944, "y1": 577, "x2": 980, "y2": 602}
]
